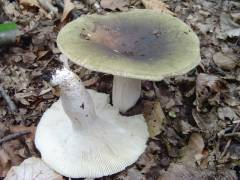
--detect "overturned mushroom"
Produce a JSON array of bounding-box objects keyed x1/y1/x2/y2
[
  {"x1": 35, "y1": 67, "x2": 149, "y2": 178},
  {"x1": 57, "y1": 9, "x2": 200, "y2": 113}
]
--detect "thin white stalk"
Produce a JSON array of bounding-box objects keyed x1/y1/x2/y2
[
  {"x1": 52, "y1": 68, "x2": 96, "y2": 130},
  {"x1": 112, "y1": 76, "x2": 141, "y2": 113}
]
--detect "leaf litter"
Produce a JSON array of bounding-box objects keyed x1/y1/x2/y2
[{"x1": 0, "y1": 0, "x2": 239, "y2": 179}]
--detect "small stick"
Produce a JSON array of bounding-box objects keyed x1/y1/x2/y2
[
  {"x1": 0, "y1": 131, "x2": 30, "y2": 145},
  {"x1": 223, "y1": 132, "x2": 240, "y2": 138},
  {"x1": 153, "y1": 82, "x2": 161, "y2": 99},
  {"x1": 220, "y1": 123, "x2": 239, "y2": 158},
  {"x1": 0, "y1": 85, "x2": 17, "y2": 113}
]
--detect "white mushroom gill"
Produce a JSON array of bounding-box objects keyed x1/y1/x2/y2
[
  {"x1": 35, "y1": 67, "x2": 149, "y2": 178},
  {"x1": 112, "y1": 76, "x2": 141, "y2": 113}
]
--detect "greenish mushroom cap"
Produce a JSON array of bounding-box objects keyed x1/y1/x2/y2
[{"x1": 57, "y1": 9, "x2": 200, "y2": 81}]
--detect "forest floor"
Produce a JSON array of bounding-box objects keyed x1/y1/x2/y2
[{"x1": 0, "y1": 0, "x2": 240, "y2": 179}]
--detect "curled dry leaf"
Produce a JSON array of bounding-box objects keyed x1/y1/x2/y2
[
  {"x1": 4, "y1": 157, "x2": 63, "y2": 180},
  {"x1": 196, "y1": 73, "x2": 227, "y2": 111},
  {"x1": 61, "y1": 0, "x2": 75, "y2": 22},
  {"x1": 220, "y1": 13, "x2": 240, "y2": 39},
  {"x1": 144, "y1": 101, "x2": 165, "y2": 138},
  {"x1": 141, "y1": 0, "x2": 175, "y2": 16}
]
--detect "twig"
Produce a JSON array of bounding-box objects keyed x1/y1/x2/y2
[
  {"x1": 0, "y1": 85, "x2": 17, "y2": 113},
  {"x1": 220, "y1": 123, "x2": 240, "y2": 158},
  {"x1": 153, "y1": 82, "x2": 161, "y2": 99},
  {"x1": 0, "y1": 131, "x2": 30, "y2": 145},
  {"x1": 223, "y1": 132, "x2": 240, "y2": 138}
]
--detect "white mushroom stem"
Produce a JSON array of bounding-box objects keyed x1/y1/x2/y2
[
  {"x1": 112, "y1": 76, "x2": 141, "y2": 113},
  {"x1": 52, "y1": 68, "x2": 96, "y2": 131}
]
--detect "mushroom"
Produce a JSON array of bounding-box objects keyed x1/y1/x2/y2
[
  {"x1": 57, "y1": 9, "x2": 200, "y2": 113},
  {"x1": 35, "y1": 67, "x2": 149, "y2": 178}
]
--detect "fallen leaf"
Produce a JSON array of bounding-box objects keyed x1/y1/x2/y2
[
  {"x1": 180, "y1": 133, "x2": 204, "y2": 165},
  {"x1": 159, "y1": 164, "x2": 214, "y2": 180},
  {"x1": 0, "y1": 140, "x2": 24, "y2": 177},
  {"x1": 196, "y1": 73, "x2": 227, "y2": 111},
  {"x1": 159, "y1": 133, "x2": 212, "y2": 180},
  {"x1": 220, "y1": 13, "x2": 240, "y2": 39},
  {"x1": 83, "y1": 77, "x2": 98, "y2": 87},
  {"x1": 144, "y1": 101, "x2": 165, "y2": 138},
  {"x1": 192, "y1": 108, "x2": 219, "y2": 138},
  {"x1": 3, "y1": 1, "x2": 21, "y2": 18},
  {"x1": 10, "y1": 125, "x2": 36, "y2": 140},
  {"x1": 61, "y1": 0, "x2": 75, "y2": 22},
  {"x1": 0, "y1": 123, "x2": 9, "y2": 138},
  {"x1": 217, "y1": 107, "x2": 238, "y2": 121},
  {"x1": 19, "y1": 0, "x2": 40, "y2": 8},
  {"x1": 213, "y1": 52, "x2": 237, "y2": 70},
  {"x1": 179, "y1": 120, "x2": 196, "y2": 135},
  {"x1": 137, "y1": 141, "x2": 159, "y2": 174},
  {"x1": 141, "y1": 0, "x2": 175, "y2": 15},
  {"x1": 4, "y1": 157, "x2": 63, "y2": 180},
  {"x1": 0, "y1": 149, "x2": 11, "y2": 177},
  {"x1": 100, "y1": 0, "x2": 129, "y2": 11}
]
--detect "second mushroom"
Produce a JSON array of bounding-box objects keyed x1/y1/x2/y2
[{"x1": 57, "y1": 9, "x2": 200, "y2": 113}]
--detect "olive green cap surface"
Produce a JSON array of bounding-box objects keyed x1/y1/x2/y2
[{"x1": 57, "y1": 9, "x2": 200, "y2": 81}]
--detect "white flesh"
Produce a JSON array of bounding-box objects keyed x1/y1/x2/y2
[{"x1": 35, "y1": 68, "x2": 148, "y2": 178}]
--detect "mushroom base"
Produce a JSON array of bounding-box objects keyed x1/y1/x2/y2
[{"x1": 35, "y1": 89, "x2": 148, "y2": 178}]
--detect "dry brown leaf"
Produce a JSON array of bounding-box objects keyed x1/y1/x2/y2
[
  {"x1": 19, "y1": 0, "x2": 40, "y2": 8},
  {"x1": 100, "y1": 0, "x2": 129, "y2": 11},
  {"x1": 171, "y1": 133, "x2": 205, "y2": 167},
  {"x1": 159, "y1": 164, "x2": 214, "y2": 180},
  {"x1": 83, "y1": 77, "x2": 98, "y2": 87},
  {"x1": 144, "y1": 101, "x2": 165, "y2": 138},
  {"x1": 0, "y1": 140, "x2": 25, "y2": 177},
  {"x1": 4, "y1": 157, "x2": 64, "y2": 180},
  {"x1": 220, "y1": 13, "x2": 240, "y2": 39},
  {"x1": 61, "y1": 0, "x2": 75, "y2": 22},
  {"x1": 213, "y1": 52, "x2": 237, "y2": 70},
  {"x1": 196, "y1": 73, "x2": 227, "y2": 111},
  {"x1": 0, "y1": 149, "x2": 11, "y2": 177},
  {"x1": 159, "y1": 133, "x2": 211, "y2": 180},
  {"x1": 141, "y1": 0, "x2": 175, "y2": 16},
  {"x1": 192, "y1": 109, "x2": 219, "y2": 138},
  {"x1": 9, "y1": 126, "x2": 37, "y2": 157},
  {"x1": 10, "y1": 125, "x2": 36, "y2": 140}
]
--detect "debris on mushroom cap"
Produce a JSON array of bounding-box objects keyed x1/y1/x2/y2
[
  {"x1": 35, "y1": 68, "x2": 149, "y2": 178},
  {"x1": 57, "y1": 9, "x2": 200, "y2": 81}
]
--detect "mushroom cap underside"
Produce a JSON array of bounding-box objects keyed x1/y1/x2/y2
[
  {"x1": 57, "y1": 9, "x2": 200, "y2": 81},
  {"x1": 35, "y1": 90, "x2": 149, "y2": 178}
]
